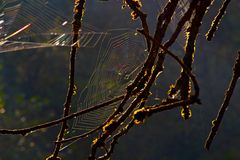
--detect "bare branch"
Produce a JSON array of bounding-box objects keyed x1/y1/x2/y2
[
  {"x1": 205, "y1": 51, "x2": 240, "y2": 150},
  {"x1": 47, "y1": 1, "x2": 86, "y2": 159},
  {"x1": 0, "y1": 95, "x2": 124, "y2": 135},
  {"x1": 206, "y1": 0, "x2": 232, "y2": 41},
  {"x1": 124, "y1": 0, "x2": 151, "y2": 51}
]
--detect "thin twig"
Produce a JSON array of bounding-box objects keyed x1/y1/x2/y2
[
  {"x1": 56, "y1": 95, "x2": 124, "y2": 144},
  {"x1": 205, "y1": 51, "x2": 240, "y2": 150},
  {"x1": 47, "y1": 1, "x2": 86, "y2": 159},
  {"x1": 56, "y1": 31, "x2": 201, "y2": 145},
  {"x1": 137, "y1": 31, "x2": 200, "y2": 98},
  {"x1": 100, "y1": 97, "x2": 200, "y2": 159},
  {"x1": 125, "y1": 0, "x2": 151, "y2": 51},
  {"x1": 0, "y1": 95, "x2": 124, "y2": 135},
  {"x1": 89, "y1": 1, "x2": 193, "y2": 157},
  {"x1": 168, "y1": 0, "x2": 212, "y2": 119},
  {"x1": 164, "y1": 0, "x2": 200, "y2": 48},
  {"x1": 98, "y1": 120, "x2": 135, "y2": 160},
  {"x1": 206, "y1": 0, "x2": 232, "y2": 41},
  {"x1": 181, "y1": 0, "x2": 212, "y2": 119},
  {"x1": 117, "y1": 0, "x2": 180, "y2": 115}
]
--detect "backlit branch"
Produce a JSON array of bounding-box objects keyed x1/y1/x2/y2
[
  {"x1": 206, "y1": 0, "x2": 232, "y2": 41},
  {"x1": 46, "y1": 1, "x2": 86, "y2": 159},
  {"x1": 205, "y1": 51, "x2": 240, "y2": 150},
  {"x1": 0, "y1": 0, "x2": 236, "y2": 159}
]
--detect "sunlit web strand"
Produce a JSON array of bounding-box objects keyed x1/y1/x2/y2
[
  {"x1": 74, "y1": 32, "x2": 131, "y2": 126},
  {"x1": 59, "y1": 30, "x2": 146, "y2": 151},
  {"x1": 72, "y1": 29, "x2": 146, "y2": 131},
  {"x1": 70, "y1": 0, "x2": 192, "y2": 139},
  {"x1": 0, "y1": 0, "x2": 108, "y2": 53},
  {"x1": 9, "y1": 0, "x2": 68, "y2": 34},
  {"x1": 0, "y1": 32, "x2": 107, "y2": 53},
  {"x1": 2, "y1": 0, "x2": 99, "y2": 35},
  {"x1": 82, "y1": 32, "x2": 140, "y2": 96},
  {"x1": 78, "y1": 32, "x2": 131, "y2": 89},
  {"x1": 16, "y1": 0, "x2": 100, "y2": 33},
  {"x1": 94, "y1": 30, "x2": 144, "y2": 70},
  {"x1": 0, "y1": 3, "x2": 21, "y2": 37},
  {"x1": 96, "y1": 32, "x2": 130, "y2": 65}
]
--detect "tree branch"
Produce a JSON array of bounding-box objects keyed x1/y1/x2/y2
[
  {"x1": 46, "y1": 1, "x2": 86, "y2": 159},
  {"x1": 205, "y1": 51, "x2": 240, "y2": 150},
  {"x1": 0, "y1": 95, "x2": 124, "y2": 135},
  {"x1": 206, "y1": 0, "x2": 232, "y2": 41}
]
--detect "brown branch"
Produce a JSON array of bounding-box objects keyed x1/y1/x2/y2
[
  {"x1": 180, "y1": 0, "x2": 212, "y2": 119},
  {"x1": 205, "y1": 51, "x2": 240, "y2": 150},
  {"x1": 133, "y1": 96, "x2": 199, "y2": 123},
  {"x1": 101, "y1": 96, "x2": 200, "y2": 160},
  {"x1": 98, "y1": 120, "x2": 135, "y2": 160},
  {"x1": 137, "y1": 31, "x2": 200, "y2": 98},
  {"x1": 0, "y1": 0, "x2": 236, "y2": 159},
  {"x1": 54, "y1": 95, "x2": 124, "y2": 144},
  {"x1": 108, "y1": 0, "x2": 150, "y2": 116},
  {"x1": 125, "y1": 0, "x2": 151, "y2": 51},
  {"x1": 98, "y1": 56, "x2": 201, "y2": 158},
  {"x1": 46, "y1": 1, "x2": 86, "y2": 159},
  {"x1": 0, "y1": 95, "x2": 124, "y2": 135},
  {"x1": 56, "y1": 33, "x2": 201, "y2": 146},
  {"x1": 135, "y1": 0, "x2": 199, "y2": 111},
  {"x1": 110, "y1": 0, "x2": 179, "y2": 124},
  {"x1": 168, "y1": 0, "x2": 212, "y2": 119},
  {"x1": 56, "y1": 32, "x2": 201, "y2": 145},
  {"x1": 133, "y1": 0, "x2": 179, "y2": 104},
  {"x1": 164, "y1": 0, "x2": 200, "y2": 48},
  {"x1": 99, "y1": 97, "x2": 200, "y2": 160},
  {"x1": 89, "y1": 13, "x2": 201, "y2": 157},
  {"x1": 89, "y1": 53, "x2": 161, "y2": 159},
  {"x1": 206, "y1": 0, "x2": 232, "y2": 41},
  {"x1": 132, "y1": 0, "x2": 181, "y2": 108},
  {"x1": 53, "y1": 1, "x2": 202, "y2": 156},
  {"x1": 132, "y1": 32, "x2": 201, "y2": 125},
  {"x1": 57, "y1": 125, "x2": 102, "y2": 145}
]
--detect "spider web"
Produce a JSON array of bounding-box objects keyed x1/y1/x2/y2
[
  {"x1": 0, "y1": 0, "x2": 105, "y2": 53},
  {"x1": 72, "y1": 29, "x2": 146, "y2": 131},
  {"x1": 1, "y1": 0, "x2": 205, "y2": 152},
  {"x1": 0, "y1": 0, "x2": 148, "y2": 132},
  {"x1": 71, "y1": 0, "x2": 192, "y2": 131}
]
